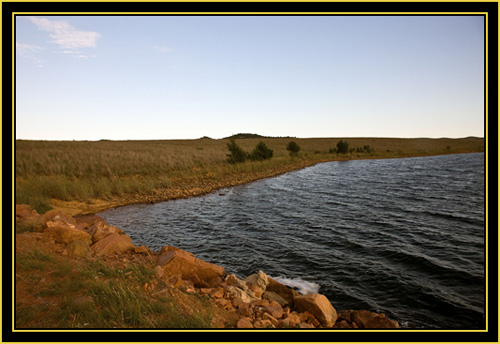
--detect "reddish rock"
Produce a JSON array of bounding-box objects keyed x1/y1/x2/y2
[
  {"x1": 245, "y1": 270, "x2": 269, "y2": 293},
  {"x1": 16, "y1": 204, "x2": 41, "y2": 229},
  {"x1": 134, "y1": 245, "x2": 150, "y2": 254},
  {"x1": 209, "y1": 288, "x2": 225, "y2": 299},
  {"x1": 278, "y1": 318, "x2": 291, "y2": 328},
  {"x1": 236, "y1": 317, "x2": 254, "y2": 328},
  {"x1": 86, "y1": 221, "x2": 124, "y2": 243},
  {"x1": 262, "y1": 291, "x2": 288, "y2": 307},
  {"x1": 207, "y1": 276, "x2": 223, "y2": 288},
  {"x1": 157, "y1": 246, "x2": 225, "y2": 288},
  {"x1": 350, "y1": 310, "x2": 399, "y2": 328},
  {"x1": 237, "y1": 303, "x2": 254, "y2": 317},
  {"x1": 266, "y1": 277, "x2": 298, "y2": 307},
  {"x1": 37, "y1": 210, "x2": 77, "y2": 232},
  {"x1": 252, "y1": 299, "x2": 270, "y2": 307},
  {"x1": 65, "y1": 240, "x2": 91, "y2": 257},
  {"x1": 262, "y1": 300, "x2": 283, "y2": 319},
  {"x1": 337, "y1": 310, "x2": 353, "y2": 322},
  {"x1": 225, "y1": 286, "x2": 255, "y2": 303},
  {"x1": 232, "y1": 297, "x2": 244, "y2": 308},
  {"x1": 43, "y1": 226, "x2": 92, "y2": 245},
  {"x1": 334, "y1": 320, "x2": 351, "y2": 328},
  {"x1": 299, "y1": 322, "x2": 315, "y2": 328},
  {"x1": 293, "y1": 293, "x2": 338, "y2": 327},
  {"x1": 90, "y1": 233, "x2": 135, "y2": 256},
  {"x1": 287, "y1": 312, "x2": 301, "y2": 328},
  {"x1": 74, "y1": 214, "x2": 106, "y2": 230},
  {"x1": 254, "y1": 319, "x2": 274, "y2": 328},
  {"x1": 300, "y1": 311, "x2": 315, "y2": 323},
  {"x1": 263, "y1": 312, "x2": 279, "y2": 327},
  {"x1": 247, "y1": 282, "x2": 263, "y2": 298}
]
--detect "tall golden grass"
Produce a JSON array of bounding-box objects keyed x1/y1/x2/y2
[{"x1": 15, "y1": 137, "x2": 484, "y2": 212}]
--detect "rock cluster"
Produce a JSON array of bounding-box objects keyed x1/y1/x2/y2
[{"x1": 15, "y1": 204, "x2": 399, "y2": 329}]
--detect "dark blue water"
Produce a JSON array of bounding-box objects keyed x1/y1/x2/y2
[{"x1": 98, "y1": 153, "x2": 485, "y2": 329}]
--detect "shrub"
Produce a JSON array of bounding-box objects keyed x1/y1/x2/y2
[
  {"x1": 286, "y1": 141, "x2": 301, "y2": 156},
  {"x1": 336, "y1": 140, "x2": 349, "y2": 154},
  {"x1": 248, "y1": 141, "x2": 273, "y2": 161},
  {"x1": 226, "y1": 139, "x2": 247, "y2": 164}
]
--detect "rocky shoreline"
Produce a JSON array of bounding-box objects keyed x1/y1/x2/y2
[{"x1": 16, "y1": 204, "x2": 399, "y2": 329}]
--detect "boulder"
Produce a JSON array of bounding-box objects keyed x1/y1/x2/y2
[
  {"x1": 245, "y1": 270, "x2": 269, "y2": 293},
  {"x1": 262, "y1": 300, "x2": 284, "y2": 319},
  {"x1": 293, "y1": 293, "x2": 337, "y2": 327},
  {"x1": 74, "y1": 214, "x2": 106, "y2": 230},
  {"x1": 65, "y1": 240, "x2": 91, "y2": 257},
  {"x1": 350, "y1": 310, "x2": 399, "y2": 328},
  {"x1": 156, "y1": 246, "x2": 225, "y2": 287},
  {"x1": 266, "y1": 277, "x2": 298, "y2": 307},
  {"x1": 91, "y1": 233, "x2": 135, "y2": 256},
  {"x1": 285, "y1": 312, "x2": 301, "y2": 328},
  {"x1": 225, "y1": 286, "x2": 256, "y2": 303},
  {"x1": 43, "y1": 226, "x2": 92, "y2": 245},
  {"x1": 16, "y1": 204, "x2": 41, "y2": 229},
  {"x1": 16, "y1": 204, "x2": 39, "y2": 219},
  {"x1": 254, "y1": 319, "x2": 274, "y2": 328},
  {"x1": 37, "y1": 210, "x2": 77, "y2": 232},
  {"x1": 236, "y1": 317, "x2": 254, "y2": 328},
  {"x1": 263, "y1": 312, "x2": 279, "y2": 327},
  {"x1": 86, "y1": 221, "x2": 125, "y2": 243},
  {"x1": 262, "y1": 291, "x2": 288, "y2": 307}
]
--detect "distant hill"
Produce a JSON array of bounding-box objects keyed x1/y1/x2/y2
[{"x1": 224, "y1": 133, "x2": 267, "y2": 139}]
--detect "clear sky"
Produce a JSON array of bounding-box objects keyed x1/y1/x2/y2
[{"x1": 15, "y1": 15, "x2": 485, "y2": 140}]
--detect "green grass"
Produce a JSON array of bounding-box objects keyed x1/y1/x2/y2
[
  {"x1": 15, "y1": 137, "x2": 484, "y2": 213},
  {"x1": 16, "y1": 247, "x2": 214, "y2": 328}
]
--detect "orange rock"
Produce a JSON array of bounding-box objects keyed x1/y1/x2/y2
[
  {"x1": 293, "y1": 293, "x2": 338, "y2": 327},
  {"x1": 236, "y1": 317, "x2": 254, "y2": 328},
  {"x1": 43, "y1": 226, "x2": 92, "y2": 245},
  {"x1": 266, "y1": 277, "x2": 297, "y2": 307},
  {"x1": 247, "y1": 282, "x2": 263, "y2": 298},
  {"x1": 262, "y1": 300, "x2": 283, "y2": 319},
  {"x1": 350, "y1": 310, "x2": 399, "y2": 328},
  {"x1": 37, "y1": 210, "x2": 76, "y2": 232},
  {"x1": 262, "y1": 291, "x2": 288, "y2": 307},
  {"x1": 288, "y1": 312, "x2": 301, "y2": 328},
  {"x1": 232, "y1": 297, "x2": 244, "y2": 308},
  {"x1": 263, "y1": 312, "x2": 279, "y2": 327},
  {"x1": 86, "y1": 222, "x2": 124, "y2": 243},
  {"x1": 157, "y1": 246, "x2": 225, "y2": 287},
  {"x1": 254, "y1": 319, "x2": 274, "y2": 328},
  {"x1": 90, "y1": 233, "x2": 135, "y2": 256},
  {"x1": 209, "y1": 287, "x2": 225, "y2": 299},
  {"x1": 16, "y1": 204, "x2": 41, "y2": 229},
  {"x1": 134, "y1": 245, "x2": 150, "y2": 254}
]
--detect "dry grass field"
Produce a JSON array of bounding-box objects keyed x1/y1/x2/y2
[{"x1": 15, "y1": 136, "x2": 484, "y2": 215}]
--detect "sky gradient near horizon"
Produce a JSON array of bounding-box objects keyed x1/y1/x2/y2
[{"x1": 16, "y1": 15, "x2": 485, "y2": 140}]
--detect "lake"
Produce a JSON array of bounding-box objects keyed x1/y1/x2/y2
[{"x1": 99, "y1": 153, "x2": 485, "y2": 329}]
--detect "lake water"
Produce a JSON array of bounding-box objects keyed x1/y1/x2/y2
[{"x1": 98, "y1": 153, "x2": 485, "y2": 329}]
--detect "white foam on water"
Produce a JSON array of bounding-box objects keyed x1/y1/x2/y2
[{"x1": 271, "y1": 275, "x2": 320, "y2": 295}]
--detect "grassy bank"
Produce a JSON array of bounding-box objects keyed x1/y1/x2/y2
[
  {"x1": 15, "y1": 235, "x2": 222, "y2": 328},
  {"x1": 15, "y1": 137, "x2": 484, "y2": 214}
]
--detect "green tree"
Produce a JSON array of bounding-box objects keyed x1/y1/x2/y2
[
  {"x1": 226, "y1": 139, "x2": 247, "y2": 163},
  {"x1": 286, "y1": 141, "x2": 301, "y2": 156},
  {"x1": 248, "y1": 141, "x2": 273, "y2": 161},
  {"x1": 336, "y1": 140, "x2": 349, "y2": 154}
]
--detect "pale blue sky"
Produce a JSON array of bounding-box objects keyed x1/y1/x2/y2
[{"x1": 15, "y1": 15, "x2": 485, "y2": 140}]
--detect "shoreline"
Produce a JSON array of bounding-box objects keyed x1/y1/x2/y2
[
  {"x1": 49, "y1": 151, "x2": 484, "y2": 217},
  {"x1": 14, "y1": 150, "x2": 484, "y2": 329}
]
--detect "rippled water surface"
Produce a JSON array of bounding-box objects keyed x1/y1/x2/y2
[{"x1": 99, "y1": 153, "x2": 485, "y2": 329}]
